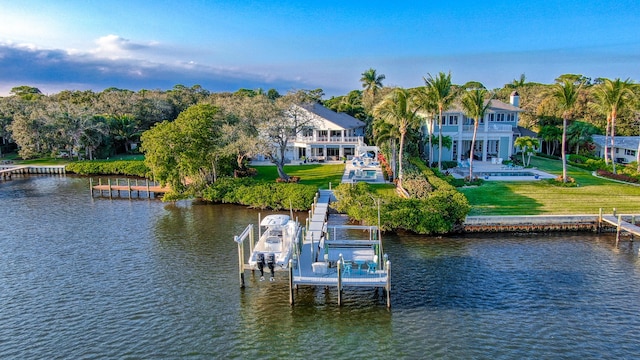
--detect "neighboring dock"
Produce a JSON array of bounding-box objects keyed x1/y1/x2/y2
[
  {"x1": 90, "y1": 178, "x2": 170, "y2": 198},
  {"x1": 0, "y1": 165, "x2": 66, "y2": 180}
]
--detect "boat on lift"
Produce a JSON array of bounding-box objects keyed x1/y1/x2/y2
[{"x1": 248, "y1": 214, "x2": 301, "y2": 281}]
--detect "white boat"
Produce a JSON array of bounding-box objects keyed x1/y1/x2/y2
[{"x1": 248, "y1": 214, "x2": 301, "y2": 281}]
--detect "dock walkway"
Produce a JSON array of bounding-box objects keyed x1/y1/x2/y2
[
  {"x1": 600, "y1": 213, "x2": 640, "y2": 243},
  {"x1": 292, "y1": 189, "x2": 391, "y2": 307}
]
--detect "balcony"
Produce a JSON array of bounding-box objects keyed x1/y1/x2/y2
[{"x1": 291, "y1": 136, "x2": 363, "y2": 144}]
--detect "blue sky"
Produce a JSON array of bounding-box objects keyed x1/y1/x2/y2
[{"x1": 1, "y1": 0, "x2": 638, "y2": 97}]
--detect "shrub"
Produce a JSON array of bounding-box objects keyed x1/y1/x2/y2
[
  {"x1": 547, "y1": 176, "x2": 578, "y2": 187},
  {"x1": 65, "y1": 160, "x2": 149, "y2": 177},
  {"x1": 596, "y1": 169, "x2": 639, "y2": 184},
  {"x1": 201, "y1": 178, "x2": 317, "y2": 211}
]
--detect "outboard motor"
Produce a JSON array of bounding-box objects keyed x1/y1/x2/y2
[
  {"x1": 257, "y1": 253, "x2": 265, "y2": 280},
  {"x1": 267, "y1": 253, "x2": 276, "y2": 281}
]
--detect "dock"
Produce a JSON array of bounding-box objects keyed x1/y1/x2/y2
[
  {"x1": 1, "y1": 165, "x2": 66, "y2": 180},
  {"x1": 234, "y1": 189, "x2": 391, "y2": 308},
  {"x1": 599, "y1": 208, "x2": 640, "y2": 244},
  {"x1": 90, "y1": 178, "x2": 170, "y2": 198}
]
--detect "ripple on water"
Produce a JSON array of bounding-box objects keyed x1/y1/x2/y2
[{"x1": 2, "y1": 178, "x2": 640, "y2": 358}]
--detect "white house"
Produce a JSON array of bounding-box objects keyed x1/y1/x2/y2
[
  {"x1": 592, "y1": 135, "x2": 640, "y2": 164},
  {"x1": 422, "y1": 91, "x2": 526, "y2": 163},
  {"x1": 285, "y1": 103, "x2": 368, "y2": 162}
]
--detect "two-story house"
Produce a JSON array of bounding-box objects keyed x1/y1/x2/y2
[
  {"x1": 423, "y1": 91, "x2": 525, "y2": 163},
  {"x1": 286, "y1": 103, "x2": 367, "y2": 162},
  {"x1": 592, "y1": 135, "x2": 640, "y2": 164}
]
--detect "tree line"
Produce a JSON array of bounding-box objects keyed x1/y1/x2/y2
[{"x1": 1, "y1": 72, "x2": 639, "y2": 187}]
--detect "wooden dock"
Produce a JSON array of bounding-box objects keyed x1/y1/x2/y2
[
  {"x1": 1, "y1": 165, "x2": 66, "y2": 180},
  {"x1": 90, "y1": 178, "x2": 170, "y2": 198},
  {"x1": 599, "y1": 208, "x2": 640, "y2": 244}
]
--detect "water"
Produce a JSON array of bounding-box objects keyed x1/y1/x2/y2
[{"x1": 2, "y1": 176, "x2": 640, "y2": 358}]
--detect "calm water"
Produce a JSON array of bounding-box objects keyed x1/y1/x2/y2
[{"x1": 2, "y1": 176, "x2": 640, "y2": 359}]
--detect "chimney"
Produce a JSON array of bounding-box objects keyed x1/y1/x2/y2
[{"x1": 510, "y1": 91, "x2": 520, "y2": 107}]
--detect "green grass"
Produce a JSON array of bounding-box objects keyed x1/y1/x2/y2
[
  {"x1": 251, "y1": 164, "x2": 345, "y2": 189},
  {"x1": 461, "y1": 156, "x2": 640, "y2": 215}
]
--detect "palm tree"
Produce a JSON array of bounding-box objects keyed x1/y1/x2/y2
[
  {"x1": 514, "y1": 136, "x2": 540, "y2": 167},
  {"x1": 372, "y1": 88, "x2": 421, "y2": 187},
  {"x1": 548, "y1": 78, "x2": 582, "y2": 182},
  {"x1": 414, "y1": 87, "x2": 438, "y2": 166},
  {"x1": 461, "y1": 88, "x2": 492, "y2": 179},
  {"x1": 538, "y1": 125, "x2": 562, "y2": 156},
  {"x1": 372, "y1": 120, "x2": 400, "y2": 181},
  {"x1": 424, "y1": 72, "x2": 454, "y2": 170},
  {"x1": 360, "y1": 68, "x2": 385, "y2": 109},
  {"x1": 593, "y1": 78, "x2": 636, "y2": 174}
]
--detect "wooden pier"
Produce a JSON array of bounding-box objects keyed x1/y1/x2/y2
[
  {"x1": 599, "y1": 208, "x2": 640, "y2": 245},
  {"x1": 90, "y1": 178, "x2": 170, "y2": 198},
  {"x1": 0, "y1": 165, "x2": 66, "y2": 180}
]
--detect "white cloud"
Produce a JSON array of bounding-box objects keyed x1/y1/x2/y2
[{"x1": 91, "y1": 35, "x2": 152, "y2": 59}]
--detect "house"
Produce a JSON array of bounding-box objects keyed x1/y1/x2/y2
[
  {"x1": 286, "y1": 103, "x2": 368, "y2": 162},
  {"x1": 592, "y1": 135, "x2": 640, "y2": 164},
  {"x1": 422, "y1": 91, "x2": 527, "y2": 163}
]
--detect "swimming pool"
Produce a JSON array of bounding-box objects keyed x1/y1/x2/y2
[
  {"x1": 484, "y1": 172, "x2": 537, "y2": 177},
  {"x1": 349, "y1": 169, "x2": 377, "y2": 179}
]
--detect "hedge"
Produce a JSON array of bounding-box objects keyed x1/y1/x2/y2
[
  {"x1": 201, "y1": 177, "x2": 318, "y2": 211},
  {"x1": 65, "y1": 160, "x2": 149, "y2": 177}
]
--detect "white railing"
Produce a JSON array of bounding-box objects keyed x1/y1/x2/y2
[{"x1": 291, "y1": 136, "x2": 363, "y2": 144}]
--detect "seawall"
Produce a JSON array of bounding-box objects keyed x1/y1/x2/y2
[{"x1": 462, "y1": 214, "x2": 638, "y2": 233}]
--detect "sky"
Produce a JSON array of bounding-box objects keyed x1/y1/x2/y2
[{"x1": 1, "y1": 0, "x2": 639, "y2": 97}]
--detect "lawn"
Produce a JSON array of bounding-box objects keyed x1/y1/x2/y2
[
  {"x1": 251, "y1": 164, "x2": 345, "y2": 189},
  {"x1": 250, "y1": 163, "x2": 397, "y2": 196},
  {"x1": 460, "y1": 156, "x2": 640, "y2": 215}
]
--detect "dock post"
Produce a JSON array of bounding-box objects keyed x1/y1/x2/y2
[
  {"x1": 616, "y1": 214, "x2": 622, "y2": 246},
  {"x1": 598, "y1": 208, "x2": 603, "y2": 233},
  {"x1": 89, "y1": 178, "x2": 93, "y2": 196},
  {"x1": 337, "y1": 259, "x2": 343, "y2": 306},
  {"x1": 289, "y1": 259, "x2": 294, "y2": 306},
  {"x1": 127, "y1": 179, "x2": 132, "y2": 199},
  {"x1": 613, "y1": 208, "x2": 617, "y2": 216},
  {"x1": 236, "y1": 236, "x2": 245, "y2": 288},
  {"x1": 108, "y1": 179, "x2": 112, "y2": 199},
  {"x1": 385, "y1": 260, "x2": 391, "y2": 309},
  {"x1": 146, "y1": 179, "x2": 150, "y2": 198}
]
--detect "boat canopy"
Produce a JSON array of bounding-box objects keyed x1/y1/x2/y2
[{"x1": 260, "y1": 214, "x2": 290, "y2": 227}]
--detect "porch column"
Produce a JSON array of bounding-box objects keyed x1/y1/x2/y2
[{"x1": 482, "y1": 135, "x2": 488, "y2": 162}]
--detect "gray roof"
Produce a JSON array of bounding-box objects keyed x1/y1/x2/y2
[
  {"x1": 298, "y1": 103, "x2": 365, "y2": 129},
  {"x1": 592, "y1": 135, "x2": 640, "y2": 150},
  {"x1": 515, "y1": 126, "x2": 538, "y2": 137},
  {"x1": 446, "y1": 99, "x2": 522, "y2": 113}
]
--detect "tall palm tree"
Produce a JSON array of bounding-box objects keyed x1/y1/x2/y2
[
  {"x1": 372, "y1": 120, "x2": 400, "y2": 181},
  {"x1": 548, "y1": 78, "x2": 582, "y2": 182},
  {"x1": 461, "y1": 88, "x2": 492, "y2": 179},
  {"x1": 593, "y1": 78, "x2": 636, "y2": 174},
  {"x1": 360, "y1": 68, "x2": 385, "y2": 109},
  {"x1": 424, "y1": 72, "x2": 454, "y2": 170},
  {"x1": 414, "y1": 86, "x2": 438, "y2": 166},
  {"x1": 373, "y1": 88, "x2": 421, "y2": 187}
]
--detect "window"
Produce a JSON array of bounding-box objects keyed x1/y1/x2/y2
[
  {"x1": 625, "y1": 149, "x2": 636, "y2": 156},
  {"x1": 507, "y1": 113, "x2": 515, "y2": 122},
  {"x1": 488, "y1": 113, "x2": 495, "y2": 122},
  {"x1": 496, "y1": 113, "x2": 505, "y2": 122},
  {"x1": 449, "y1": 115, "x2": 458, "y2": 125},
  {"x1": 327, "y1": 148, "x2": 339, "y2": 157}
]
